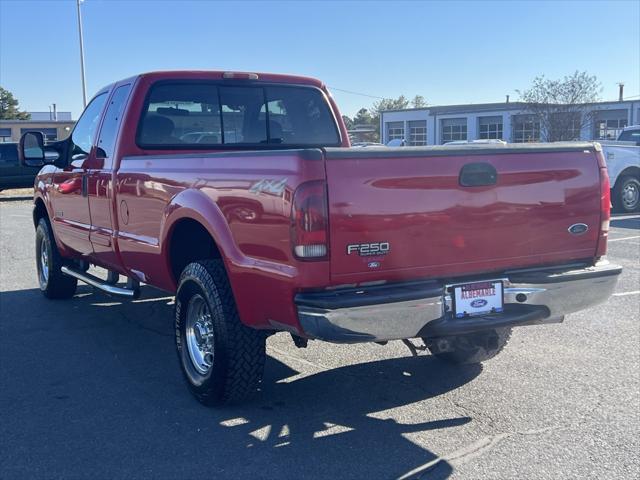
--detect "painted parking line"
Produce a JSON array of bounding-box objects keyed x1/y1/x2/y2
[
  {"x1": 611, "y1": 214, "x2": 640, "y2": 219},
  {"x1": 608, "y1": 235, "x2": 640, "y2": 242},
  {"x1": 613, "y1": 291, "x2": 640, "y2": 297}
]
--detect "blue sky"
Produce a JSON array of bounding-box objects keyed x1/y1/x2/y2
[{"x1": 1, "y1": 0, "x2": 638, "y2": 119}]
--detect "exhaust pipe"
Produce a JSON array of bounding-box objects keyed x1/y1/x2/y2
[{"x1": 61, "y1": 266, "x2": 140, "y2": 299}]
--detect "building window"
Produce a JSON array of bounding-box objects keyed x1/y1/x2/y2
[
  {"x1": 595, "y1": 118, "x2": 627, "y2": 140},
  {"x1": 593, "y1": 110, "x2": 628, "y2": 140},
  {"x1": 386, "y1": 121, "x2": 404, "y2": 142},
  {"x1": 0, "y1": 128, "x2": 11, "y2": 142},
  {"x1": 20, "y1": 127, "x2": 58, "y2": 142},
  {"x1": 440, "y1": 118, "x2": 467, "y2": 144},
  {"x1": 512, "y1": 115, "x2": 540, "y2": 143},
  {"x1": 567, "y1": 116, "x2": 582, "y2": 141},
  {"x1": 408, "y1": 120, "x2": 427, "y2": 146},
  {"x1": 546, "y1": 112, "x2": 582, "y2": 141},
  {"x1": 478, "y1": 116, "x2": 503, "y2": 140}
]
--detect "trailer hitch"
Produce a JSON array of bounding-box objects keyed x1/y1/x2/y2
[{"x1": 401, "y1": 339, "x2": 428, "y2": 357}]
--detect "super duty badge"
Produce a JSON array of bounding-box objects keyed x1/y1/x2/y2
[{"x1": 346, "y1": 242, "x2": 390, "y2": 256}]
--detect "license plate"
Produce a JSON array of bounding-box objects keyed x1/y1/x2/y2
[{"x1": 453, "y1": 281, "x2": 503, "y2": 318}]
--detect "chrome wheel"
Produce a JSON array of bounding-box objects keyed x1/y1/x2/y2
[
  {"x1": 39, "y1": 240, "x2": 49, "y2": 287},
  {"x1": 185, "y1": 294, "x2": 215, "y2": 375},
  {"x1": 622, "y1": 181, "x2": 639, "y2": 210}
]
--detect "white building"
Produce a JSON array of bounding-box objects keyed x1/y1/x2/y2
[
  {"x1": 380, "y1": 100, "x2": 640, "y2": 146},
  {"x1": 0, "y1": 111, "x2": 74, "y2": 143}
]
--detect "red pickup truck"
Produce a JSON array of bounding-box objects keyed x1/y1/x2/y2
[{"x1": 20, "y1": 71, "x2": 622, "y2": 406}]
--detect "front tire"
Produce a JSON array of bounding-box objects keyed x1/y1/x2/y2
[
  {"x1": 35, "y1": 218, "x2": 77, "y2": 299},
  {"x1": 423, "y1": 327, "x2": 511, "y2": 365},
  {"x1": 612, "y1": 175, "x2": 640, "y2": 213},
  {"x1": 175, "y1": 259, "x2": 266, "y2": 406}
]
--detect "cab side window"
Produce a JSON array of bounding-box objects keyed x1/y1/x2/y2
[
  {"x1": 71, "y1": 93, "x2": 108, "y2": 156},
  {"x1": 97, "y1": 84, "x2": 131, "y2": 168},
  {"x1": 618, "y1": 129, "x2": 640, "y2": 143}
]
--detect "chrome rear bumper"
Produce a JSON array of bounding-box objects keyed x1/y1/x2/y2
[{"x1": 295, "y1": 261, "x2": 622, "y2": 343}]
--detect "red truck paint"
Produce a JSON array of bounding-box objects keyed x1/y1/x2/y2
[
  {"x1": 325, "y1": 149, "x2": 601, "y2": 282},
  {"x1": 28, "y1": 71, "x2": 618, "y2": 338}
]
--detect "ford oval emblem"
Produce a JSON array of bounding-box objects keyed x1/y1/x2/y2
[
  {"x1": 568, "y1": 223, "x2": 589, "y2": 235},
  {"x1": 367, "y1": 261, "x2": 380, "y2": 268},
  {"x1": 471, "y1": 299, "x2": 488, "y2": 308}
]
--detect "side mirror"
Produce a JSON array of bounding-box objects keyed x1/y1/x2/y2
[{"x1": 19, "y1": 131, "x2": 59, "y2": 167}]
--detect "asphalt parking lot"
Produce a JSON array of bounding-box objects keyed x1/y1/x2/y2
[{"x1": 0, "y1": 200, "x2": 638, "y2": 480}]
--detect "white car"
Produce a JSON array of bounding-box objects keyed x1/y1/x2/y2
[
  {"x1": 179, "y1": 132, "x2": 220, "y2": 143},
  {"x1": 600, "y1": 125, "x2": 640, "y2": 213},
  {"x1": 351, "y1": 142, "x2": 385, "y2": 148},
  {"x1": 444, "y1": 139, "x2": 507, "y2": 146}
]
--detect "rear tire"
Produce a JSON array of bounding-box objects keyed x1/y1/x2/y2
[
  {"x1": 612, "y1": 175, "x2": 640, "y2": 213},
  {"x1": 35, "y1": 218, "x2": 77, "y2": 299},
  {"x1": 175, "y1": 259, "x2": 266, "y2": 406},
  {"x1": 424, "y1": 327, "x2": 511, "y2": 365}
]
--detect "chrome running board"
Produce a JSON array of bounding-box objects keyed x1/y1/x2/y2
[{"x1": 61, "y1": 266, "x2": 140, "y2": 299}]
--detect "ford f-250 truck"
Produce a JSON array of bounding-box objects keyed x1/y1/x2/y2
[{"x1": 20, "y1": 71, "x2": 622, "y2": 406}]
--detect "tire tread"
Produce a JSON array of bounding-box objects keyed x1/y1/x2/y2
[
  {"x1": 176, "y1": 259, "x2": 265, "y2": 406},
  {"x1": 612, "y1": 175, "x2": 640, "y2": 213},
  {"x1": 36, "y1": 218, "x2": 77, "y2": 299}
]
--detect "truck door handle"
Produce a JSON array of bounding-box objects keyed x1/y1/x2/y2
[
  {"x1": 459, "y1": 163, "x2": 498, "y2": 187},
  {"x1": 82, "y1": 174, "x2": 88, "y2": 197}
]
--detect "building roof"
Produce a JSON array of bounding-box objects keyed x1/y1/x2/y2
[
  {"x1": 28, "y1": 111, "x2": 73, "y2": 121},
  {"x1": 379, "y1": 103, "x2": 528, "y2": 114},
  {"x1": 428, "y1": 102, "x2": 528, "y2": 115},
  {"x1": 381, "y1": 99, "x2": 639, "y2": 115},
  {"x1": 348, "y1": 124, "x2": 376, "y2": 133},
  {"x1": 0, "y1": 119, "x2": 75, "y2": 125}
]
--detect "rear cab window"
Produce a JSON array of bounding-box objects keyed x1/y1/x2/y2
[
  {"x1": 137, "y1": 82, "x2": 340, "y2": 148},
  {"x1": 617, "y1": 129, "x2": 640, "y2": 142}
]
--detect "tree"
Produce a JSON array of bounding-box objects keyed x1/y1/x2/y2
[
  {"x1": 0, "y1": 87, "x2": 30, "y2": 120},
  {"x1": 517, "y1": 71, "x2": 601, "y2": 142},
  {"x1": 371, "y1": 95, "x2": 410, "y2": 115},
  {"x1": 411, "y1": 95, "x2": 427, "y2": 108},
  {"x1": 346, "y1": 108, "x2": 377, "y2": 142},
  {"x1": 341, "y1": 115, "x2": 354, "y2": 130},
  {"x1": 353, "y1": 108, "x2": 374, "y2": 126}
]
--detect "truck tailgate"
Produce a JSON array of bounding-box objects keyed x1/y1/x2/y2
[{"x1": 324, "y1": 144, "x2": 602, "y2": 282}]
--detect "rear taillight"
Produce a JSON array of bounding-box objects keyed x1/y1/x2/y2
[
  {"x1": 596, "y1": 163, "x2": 611, "y2": 258},
  {"x1": 291, "y1": 180, "x2": 329, "y2": 260}
]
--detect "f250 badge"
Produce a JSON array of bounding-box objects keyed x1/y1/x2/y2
[{"x1": 347, "y1": 242, "x2": 390, "y2": 256}]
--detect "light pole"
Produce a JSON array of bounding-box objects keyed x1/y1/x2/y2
[{"x1": 76, "y1": 0, "x2": 87, "y2": 108}]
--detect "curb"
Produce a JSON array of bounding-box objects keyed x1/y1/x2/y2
[{"x1": 0, "y1": 196, "x2": 32, "y2": 203}]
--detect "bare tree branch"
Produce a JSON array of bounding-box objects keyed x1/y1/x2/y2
[{"x1": 518, "y1": 71, "x2": 601, "y2": 142}]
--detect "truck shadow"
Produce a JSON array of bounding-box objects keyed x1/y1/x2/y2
[
  {"x1": 220, "y1": 355, "x2": 478, "y2": 479},
  {"x1": 1, "y1": 286, "x2": 481, "y2": 479}
]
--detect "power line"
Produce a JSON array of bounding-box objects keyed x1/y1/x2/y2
[{"x1": 327, "y1": 86, "x2": 385, "y2": 100}]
